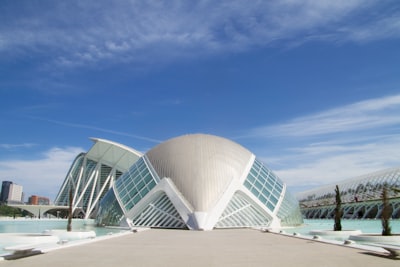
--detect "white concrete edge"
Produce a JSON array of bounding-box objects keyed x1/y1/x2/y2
[
  {"x1": 259, "y1": 228, "x2": 389, "y2": 255},
  {"x1": 0, "y1": 228, "x2": 150, "y2": 260}
]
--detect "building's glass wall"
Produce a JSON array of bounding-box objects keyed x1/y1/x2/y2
[
  {"x1": 131, "y1": 193, "x2": 186, "y2": 229},
  {"x1": 55, "y1": 152, "x2": 128, "y2": 219},
  {"x1": 114, "y1": 157, "x2": 158, "y2": 212},
  {"x1": 96, "y1": 164, "x2": 113, "y2": 202},
  {"x1": 215, "y1": 192, "x2": 272, "y2": 228},
  {"x1": 277, "y1": 191, "x2": 303, "y2": 226},
  {"x1": 54, "y1": 153, "x2": 85, "y2": 205},
  {"x1": 96, "y1": 157, "x2": 159, "y2": 227},
  {"x1": 243, "y1": 159, "x2": 284, "y2": 212},
  {"x1": 80, "y1": 159, "x2": 97, "y2": 209},
  {"x1": 96, "y1": 189, "x2": 124, "y2": 226}
]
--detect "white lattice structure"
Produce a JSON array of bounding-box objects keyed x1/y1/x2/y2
[
  {"x1": 298, "y1": 167, "x2": 400, "y2": 219},
  {"x1": 96, "y1": 134, "x2": 302, "y2": 230},
  {"x1": 54, "y1": 138, "x2": 142, "y2": 219}
]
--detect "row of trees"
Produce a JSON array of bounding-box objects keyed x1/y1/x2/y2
[
  {"x1": 0, "y1": 205, "x2": 23, "y2": 217},
  {"x1": 334, "y1": 184, "x2": 395, "y2": 236}
]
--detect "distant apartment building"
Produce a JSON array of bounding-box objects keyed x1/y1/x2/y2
[
  {"x1": 0, "y1": 181, "x2": 11, "y2": 203},
  {"x1": 28, "y1": 195, "x2": 50, "y2": 205},
  {"x1": 0, "y1": 181, "x2": 24, "y2": 204}
]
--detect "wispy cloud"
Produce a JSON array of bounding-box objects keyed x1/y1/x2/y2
[
  {"x1": 0, "y1": 143, "x2": 37, "y2": 150},
  {"x1": 339, "y1": 8, "x2": 400, "y2": 42},
  {"x1": 0, "y1": 1, "x2": 398, "y2": 67},
  {"x1": 244, "y1": 94, "x2": 400, "y2": 192},
  {"x1": 249, "y1": 94, "x2": 400, "y2": 138},
  {"x1": 29, "y1": 116, "x2": 162, "y2": 144},
  {"x1": 0, "y1": 146, "x2": 83, "y2": 201},
  {"x1": 273, "y1": 135, "x2": 400, "y2": 189}
]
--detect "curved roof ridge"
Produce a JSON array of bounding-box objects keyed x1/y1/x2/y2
[
  {"x1": 89, "y1": 137, "x2": 143, "y2": 157},
  {"x1": 87, "y1": 137, "x2": 143, "y2": 172}
]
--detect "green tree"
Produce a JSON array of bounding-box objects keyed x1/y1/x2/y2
[
  {"x1": 381, "y1": 185, "x2": 392, "y2": 236},
  {"x1": 0, "y1": 205, "x2": 22, "y2": 217},
  {"x1": 334, "y1": 185, "x2": 342, "y2": 231}
]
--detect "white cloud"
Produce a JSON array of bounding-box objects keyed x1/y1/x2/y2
[
  {"x1": 246, "y1": 94, "x2": 400, "y2": 192},
  {"x1": 271, "y1": 135, "x2": 400, "y2": 187},
  {"x1": 250, "y1": 94, "x2": 400, "y2": 138},
  {"x1": 0, "y1": 147, "x2": 84, "y2": 202},
  {"x1": 0, "y1": 0, "x2": 397, "y2": 67}
]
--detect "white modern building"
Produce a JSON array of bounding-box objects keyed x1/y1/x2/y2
[
  {"x1": 298, "y1": 167, "x2": 400, "y2": 219},
  {"x1": 54, "y1": 138, "x2": 142, "y2": 219},
  {"x1": 8, "y1": 183, "x2": 23, "y2": 203},
  {"x1": 94, "y1": 134, "x2": 302, "y2": 230},
  {"x1": 55, "y1": 134, "x2": 302, "y2": 230}
]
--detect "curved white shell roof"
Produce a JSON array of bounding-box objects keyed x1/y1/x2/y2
[
  {"x1": 87, "y1": 138, "x2": 143, "y2": 172},
  {"x1": 145, "y1": 134, "x2": 253, "y2": 211}
]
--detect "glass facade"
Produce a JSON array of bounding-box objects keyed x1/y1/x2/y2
[
  {"x1": 216, "y1": 192, "x2": 272, "y2": 228},
  {"x1": 97, "y1": 157, "x2": 161, "y2": 226},
  {"x1": 80, "y1": 159, "x2": 98, "y2": 210},
  {"x1": 243, "y1": 159, "x2": 284, "y2": 212},
  {"x1": 54, "y1": 138, "x2": 148, "y2": 220},
  {"x1": 96, "y1": 189, "x2": 124, "y2": 226},
  {"x1": 55, "y1": 156, "x2": 98, "y2": 208},
  {"x1": 131, "y1": 193, "x2": 186, "y2": 229},
  {"x1": 277, "y1": 191, "x2": 303, "y2": 226},
  {"x1": 55, "y1": 155, "x2": 116, "y2": 213},
  {"x1": 55, "y1": 153, "x2": 85, "y2": 206},
  {"x1": 113, "y1": 157, "x2": 158, "y2": 213}
]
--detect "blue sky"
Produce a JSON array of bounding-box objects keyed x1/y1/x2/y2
[{"x1": 1, "y1": 1, "x2": 400, "y2": 201}]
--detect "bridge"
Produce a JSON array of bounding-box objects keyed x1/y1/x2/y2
[{"x1": 7, "y1": 204, "x2": 77, "y2": 219}]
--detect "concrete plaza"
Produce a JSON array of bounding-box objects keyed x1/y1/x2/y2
[{"x1": 1, "y1": 229, "x2": 398, "y2": 267}]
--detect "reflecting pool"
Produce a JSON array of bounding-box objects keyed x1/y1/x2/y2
[{"x1": 0, "y1": 218, "x2": 126, "y2": 256}]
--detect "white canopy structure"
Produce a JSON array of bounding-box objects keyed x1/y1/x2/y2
[
  {"x1": 54, "y1": 138, "x2": 142, "y2": 219},
  {"x1": 298, "y1": 167, "x2": 400, "y2": 219}
]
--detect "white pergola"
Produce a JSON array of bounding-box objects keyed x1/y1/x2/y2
[{"x1": 298, "y1": 167, "x2": 400, "y2": 219}]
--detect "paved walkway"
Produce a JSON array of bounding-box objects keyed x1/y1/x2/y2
[{"x1": 1, "y1": 229, "x2": 398, "y2": 267}]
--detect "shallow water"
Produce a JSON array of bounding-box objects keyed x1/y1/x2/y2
[
  {"x1": 1, "y1": 218, "x2": 399, "y2": 255},
  {"x1": 0, "y1": 218, "x2": 125, "y2": 256}
]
